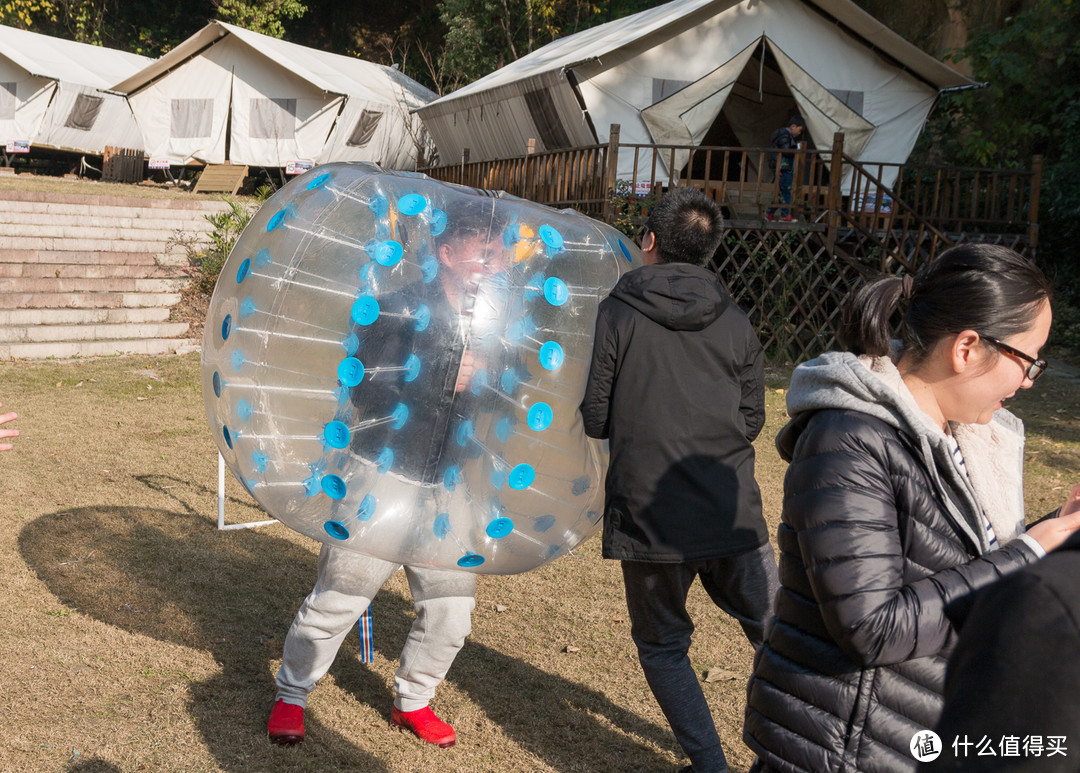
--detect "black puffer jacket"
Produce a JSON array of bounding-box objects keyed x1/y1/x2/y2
[
  {"x1": 579, "y1": 261, "x2": 767, "y2": 562},
  {"x1": 744, "y1": 351, "x2": 1042, "y2": 773}
]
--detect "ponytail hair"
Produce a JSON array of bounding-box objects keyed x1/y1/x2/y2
[{"x1": 838, "y1": 244, "x2": 1052, "y2": 362}]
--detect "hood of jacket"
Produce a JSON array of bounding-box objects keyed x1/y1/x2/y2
[
  {"x1": 777, "y1": 350, "x2": 1027, "y2": 550},
  {"x1": 609, "y1": 262, "x2": 730, "y2": 332}
]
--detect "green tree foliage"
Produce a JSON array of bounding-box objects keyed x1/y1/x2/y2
[
  {"x1": 213, "y1": 0, "x2": 307, "y2": 38},
  {"x1": 0, "y1": 0, "x2": 56, "y2": 28},
  {"x1": 914, "y1": 0, "x2": 1079, "y2": 331}
]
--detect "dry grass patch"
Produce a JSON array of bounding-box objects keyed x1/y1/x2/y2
[{"x1": 0, "y1": 354, "x2": 1076, "y2": 773}]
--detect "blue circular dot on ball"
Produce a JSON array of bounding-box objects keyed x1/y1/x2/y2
[
  {"x1": 324, "y1": 420, "x2": 351, "y2": 449},
  {"x1": 341, "y1": 332, "x2": 360, "y2": 355},
  {"x1": 212, "y1": 371, "x2": 223, "y2": 398},
  {"x1": 544, "y1": 277, "x2": 569, "y2": 306},
  {"x1": 490, "y1": 467, "x2": 507, "y2": 490},
  {"x1": 369, "y1": 193, "x2": 389, "y2": 218},
  {"x1": 433, "y1": 513, "x2": 451, "y2": 539},
  {"x1": 237, "y1": 399, "x2": 253, "y2": 422},
  {"x1": 538, "y1": 341, "x2": 564, "y2": 370},
  {"x1": 430, "y1": 209, "x2": 447, "y2": 236},
  {"x1": 539, "y1": 224, "x2": 564, "y2": 250},
  {"x1": 357, "y1": 494, "x2": 377, "y2": 522},
  {"x1": 398, "y1": 193, "x2": 427, "y2": 216},
  {"x1": 223, "y1": 425, "x2": 234, "y2": 449},
  {"x1": 240, "y1": 297, "x2": 257, "y2": 318},
  {"x1": 254, "y1": 247, "x2": 271, "y2": 267},
  {"x1": 443, "y1": 465, "x2": 462, "y2": 491},
  {"x1": 375, "y1": 240, "x2": 403, "y2": 267},
  {"x1": 236, "y1": 258, "x2": 251, "y2": 284},
  {"x1": 414, "y1": 304, "x2": 431, "y2": 332},
  {"x1": 221, "y1": 314, "x2": 232, "y2": 341},
  {"x1": 421, "y1": 255, "x2": 439, "y2": 283},
  {"x1": 458, "y1": 553, "x2": 485, "y2": 568},
  {"x1": 267, "y1": 208, "x2": 288, "y2": 231},
  {"x1": 230, "y1": 349, "x2": 246, "y2": 372},
  {"x1": 391, "y1": 403, "x2": 409, "y2": 430},
  {"x1": 500, "y1": 367, "x2": 520, "y2": 394},
  {"x1": 322, "y1": 474, "x2": 347, "y2": 500},
  {"x1": 495, "y1": 416, "x2": 515, "y2": 443},
  {"x1": 456, "y1": 420, "x2": 474, "y2": 446},
  {"x1": 324, "y1": 520, "x2": 350, "y2": 540},
  {"x1": 376, "y1": 447, "x2": 394, "y2": 473},
  {"x1": 486, "y1": 517, "x2": 515, "y2": 539},
  {"x1": 534, "y1": 514, "x2": 556, "y2": 532},
  {"x1": 307, "y1": 173, "x2": 330, "y2": 190},
  {"x1": 403, "y1": 353, "x2": 421, "y2": 382},
  {"x1": 252, "y1": 450, "x2": 268, "y2": 473},
  {"x1": 527, "y1": 402, "x2": 554, "y2": 431},
  {"x1": 470, "y1": 369, "x2": 489, "y2": 397},
  {"x1": 337, "y1": 357, "x2": 365, "y2": 387},
  {"x1": 508, "y1": 463, "x2": 536, "y2": 490},
  {"x1": 502, "y1": 223, "x2": 521, "y2": 247},
  {"x1": 618, "y1": 239, "x2": 632, "y2": 262},
  {"x1": 351, "y1": 296, "x2": 380, "y2": 326}
]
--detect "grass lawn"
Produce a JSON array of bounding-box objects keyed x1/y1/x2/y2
[{"x1": 1, "y1": 352, "x2": 1078, "y2": 773}]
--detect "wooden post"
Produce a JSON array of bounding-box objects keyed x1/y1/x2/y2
[
  {"x1": 826, "y1": 132, "x2": 845, "y2": 251},
  {"x1": 1028, "y1": 154, "x2": 1042, "y2": 254},
  {"x1": 602, "y1": 123, "x2": 621, "y2": 225},
  {"x1": 460, "y1": 147, "x2": 470, "y2": 185}
]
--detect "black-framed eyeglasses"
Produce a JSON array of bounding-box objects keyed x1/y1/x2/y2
[{"x1": 980, "y1": 334, "x2": 1048, "y2": 382}]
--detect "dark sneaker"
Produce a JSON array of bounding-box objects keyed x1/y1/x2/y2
[
  {"x1": 267, "y1": 699, "x2": 304, "y2": 745},
  {"x1": 391, "y1": 705, "x2": 456, "y2": 748}
]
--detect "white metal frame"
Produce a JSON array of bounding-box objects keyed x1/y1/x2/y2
[{"x1": 217, "y1": 453, "x2": 277, "y2": 531}]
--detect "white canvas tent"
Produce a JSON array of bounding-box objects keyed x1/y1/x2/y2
[
  {"x1": 0, "y1": 24, "x2": 150, "y2": 155},
  {"x1": 111, "y1": 21, "x2": 436, "y2": 169},
  {"x1": 419, "y1": 0, "x2": 978, "y2": 187}
]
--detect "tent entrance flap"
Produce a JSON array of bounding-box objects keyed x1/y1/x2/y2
[
  {"x1": 640, "y1": 39, "x2": 760, "y2": 176},
  {"x1": 766, "y1": 39, "x2": 874, "y2": 173}
]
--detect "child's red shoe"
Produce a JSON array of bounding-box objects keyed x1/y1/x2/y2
[
  {"x1": 390, "y1": 705, "x2": 456, "y2": 748},
  {"x1": 267, "y1": 699, "x2": 305, "y2": 745}
]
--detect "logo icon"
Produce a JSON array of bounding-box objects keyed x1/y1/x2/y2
[{"x1": 911, "y1": 730, "x2": 942, "y2": 762}]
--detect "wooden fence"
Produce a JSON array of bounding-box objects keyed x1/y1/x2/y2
[
  {"x1": 102, "y1": 146, "x2": 144, "y2": 184},
  {"x1": 422, "y1": 127, "x2": 1041, "y2": 360}
]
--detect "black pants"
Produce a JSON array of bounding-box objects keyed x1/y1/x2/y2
[{"x1": 621, "y1": 543, "x2": 778, "y2": 773}]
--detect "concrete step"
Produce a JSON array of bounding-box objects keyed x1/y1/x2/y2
[
  {"x1": 0, "y1": 206, "x2": 222, "y2": 230},
  {"x1": 0, "y1": 188, "x2": 233, "y2": 212},
  {"x1": 0, "y1": 337, "x2": 201, "y2": 360},
  {"x1": 0, "y1": 249, "x2": 162, "y2": 265},
  {"x1": 0, "y1": 217, "x2": 218, "y2": 238},
  {"x1": 1, "y1": 234, "x2": 204, "y2": 254},
  {"x1": 0, "y1": 307, "x2": 171, "y2": 325},
  {"x1": 0, "y1": 291, "x2": 181, "y2": 309},
  {"x1": 0, "y1": 276, "x2": 188, "y2": 293},
  {"x1": 0, "y1": 321, "x2": 189, "y2": 343},
  {"x1": 0, "y1": 263, "x2": 189, "y2": 279}
]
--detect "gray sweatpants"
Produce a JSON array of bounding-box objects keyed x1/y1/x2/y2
[{"x1": 275, "y1": 544, "x2": 476, "y2": 712}]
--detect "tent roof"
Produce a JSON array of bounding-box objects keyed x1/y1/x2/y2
[
  {"x1": 110, "y1": 20, "x2": 436, "y2": 107},
  {"x1": 0, "y1": 24, "x2": 152, "y2": 88},
  {"x1": 426, "y1": 0, "x2": 975, "y2": 107}
]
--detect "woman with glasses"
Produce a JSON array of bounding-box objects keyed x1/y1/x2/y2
[{"x1": 743, "y1": 243, "x2": 1080, "y2": 773}]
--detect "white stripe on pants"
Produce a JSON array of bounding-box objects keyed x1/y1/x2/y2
[{"x1": 275, "y1": 544, "x2": 476, "y2": 712}]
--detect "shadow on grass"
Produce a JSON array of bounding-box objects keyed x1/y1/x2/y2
[{"x1": 19, "y1": 477, "x2": 677, "y2": 772}]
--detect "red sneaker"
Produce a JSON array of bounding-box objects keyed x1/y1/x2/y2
[
  {"x1": 267, "y1": 699, "x2": 304, "y2": 746},
  {"x1": 780, "y1": 215, "x2": 797, "y2": 222},
  {"x1": 390, "y1": 705, "x2": 456, "y2": 748},
  {"x1": 764, "y1": 212, "x2": 776, "y2": 222}
]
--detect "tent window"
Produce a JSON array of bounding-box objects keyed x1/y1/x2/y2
[
  {"x1": 0, "y1": 82, "x2": 15, "y2": 120},
  {"x1": 829, "y1": 90, "x2": 864, "y2": 115},
  {"x1": 171, "y1": 99, "x2": 214, "y2": 138},
  {"x1": 523, "y1": 89, "x2": 570, "y2": 150},
  {"x1": 346, "y1": 110, "x2": 383, "y2": 147},
  {"x1": 250, "y1": 98, "x2": 296, "y2": 139},
  {"x1": 652, "y1": 79, "x2": 692, "y2": 104},
  {"x1": 64, "y1": 93, "x2": 104, "y2": 131}
]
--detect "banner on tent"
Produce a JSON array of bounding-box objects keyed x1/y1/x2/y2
[
  {"x1": 5, "y1": 140, "x2": 29, "y2": 154},
  {"x1": 285, "y1": 161, "x2": 314, "y2": 175}
]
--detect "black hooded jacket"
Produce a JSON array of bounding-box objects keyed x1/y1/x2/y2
[{"x1": 579, "y1": 262, "x2": 768, "y2": 562}]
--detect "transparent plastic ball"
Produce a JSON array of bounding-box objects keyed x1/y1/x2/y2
[{"x1": 202, "y1": 163, "x2": 643, "y2": 573}]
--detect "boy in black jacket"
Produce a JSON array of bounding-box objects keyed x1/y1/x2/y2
[
  {"x1": 579, "y1": 187, "x2": 777, "y2": 773},
  {"x1": 765, "y1": 114, "x2": 805, "y2": 223}
]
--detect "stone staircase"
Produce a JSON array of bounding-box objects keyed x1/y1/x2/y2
[{"x1": 0, "y1": 187, "x2": 230, "y2": 359}]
